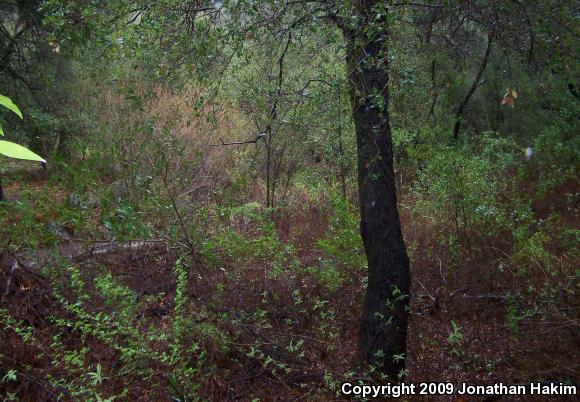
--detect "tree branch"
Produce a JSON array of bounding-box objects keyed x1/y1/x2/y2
[
  {"x1": 211, "y1": 133, "x2": 266, "y2": 146},
  {"x1": 453, "y1": 30, "x2": 494, "y2": 139},
  {"x1": 393, "y1": 2, "x2": 444, "y2": 8}
]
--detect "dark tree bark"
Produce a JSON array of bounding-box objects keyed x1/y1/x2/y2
[
  {"x1": 337, "y1": 124, "x2": 347, "y2": 199},
  {"x1": 55, "y1": 57, "x2": 74, "y2": 159},
  {"x1": 342, "y1": 1, "x2": 411, "y2": 378},
  {"x1": 453, "y1": 31, "x2": 494, "y2": 140},
  {"x1": 428, "y1": 59, "x2": 438, "y2": 123}
]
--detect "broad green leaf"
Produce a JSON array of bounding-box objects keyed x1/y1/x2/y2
[
  {"x1": 0, "y1": 140, "x2": 45, "y2": 162},
  {"x1": 0, "y1": 123, "x2": 3, "y2": 136},
  {"x1": 0, "y1": 95, "x2": 23, "y2": 119}
]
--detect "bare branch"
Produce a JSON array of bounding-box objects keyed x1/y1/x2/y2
[
  {"x1": 393, "y1": 2, "x2": 444, "y2": 8},
  {"x1": 211, "y1": 133, "x2": 267, "y2": 146},
  {"x1": 453, "y1": 30, "x2": 494, "y2": 139}
]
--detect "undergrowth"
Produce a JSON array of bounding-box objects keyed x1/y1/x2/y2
[{"x1": 0, "y1": 126, "x2": 577, "y2": 400}]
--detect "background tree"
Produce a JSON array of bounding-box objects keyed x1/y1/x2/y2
[
  {"x1": 39, "y1": 0, "x2": 578, "y2": 379},
  {"x1": 0, "y1": 1, "x2": 576, "y2": 399}
]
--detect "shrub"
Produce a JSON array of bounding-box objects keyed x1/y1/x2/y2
[{"x1": 411, "y1": 132, "x2": 532, "y2": 246}]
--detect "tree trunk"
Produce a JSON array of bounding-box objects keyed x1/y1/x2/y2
[
  {"x1": 55, "y1": 56, "x2": 74, "y2": 158},
  {"x1": 453, "y1": 31, "x2": 494, "y2": 140},
  {"x1": 337, "y1": 124, "x2": 347, "y2": 199},
  {"x1": 265, "y1": 132, "x2": 273, "y2": 208},
  {"x1": 343, "y1": 1, "x2": 411, "y2": 379},
  {"x1": 57, "y1": 127, "x2": 73, "y2": 158}
]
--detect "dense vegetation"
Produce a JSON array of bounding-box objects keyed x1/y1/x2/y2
[{"x1": 0, "y1": 0, "x2": 578, "y2": 400}]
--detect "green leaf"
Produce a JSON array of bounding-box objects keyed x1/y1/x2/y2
[
  {"x1": 0, "y1": 140, "x2": 45, "y2": 162},
  {"x1": 0, "y1": 95, "x2": 23, "y2": 119},
  {"x1": 0, "y1": 123, "x2": 3, "y2": 136}
]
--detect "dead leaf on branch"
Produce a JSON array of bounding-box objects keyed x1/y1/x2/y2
[{"x1": 501, "y1": 88, "x2": 518, "y2": 107}]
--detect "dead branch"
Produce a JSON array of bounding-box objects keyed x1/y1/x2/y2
[{"x1": 213, "y1": 133, "x2": 266, "y2": 146}]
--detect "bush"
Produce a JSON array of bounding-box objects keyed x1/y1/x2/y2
[
  {"x1": 410, "y1": 132, "x2": 532, "y2": 246},
  {"x1": 531, "y1": 127, "x2": 579, "y2": 196}
]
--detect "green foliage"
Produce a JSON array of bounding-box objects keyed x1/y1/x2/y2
[
  {"x1": 445, "y1": 321, "x2": 464, "y2": 358},
  {"x1": 0, "y1": 95, "x2": 23, "y2": 119},
  {"x1": 317, "y1": 195, "x2": 364, "y2": 269},
  {"x1": 446, "y1": 321, "x2": 463, "y2": 346},
  {"x1": 101, "y1": 201, "x2": 152, "y2": 240},
  {"x1": 201, "y1": 203, "x2": 298, "y2": 278},
  {"x1": 5, "y1": 257, "x2": 206, "y2": 401},
  {"x1": 531, "y1": 127, "x2": 579, "y2": 196},
  {"x1": 411, "y1": 133, "x2": 532, "y2": 244},
  {"x1": 0, "y1": 191, "x2": 61, "y2": 249},
  {"x1": 0, "y1": 94, "x2": 45, "y2": 162},
  {"x1": 1, "y1": 0, "x2": 578, "y2": 398},
  {"x1": 0, "y1": 140, "x2": 46, "y2": 162},
  {"x1": 304, "y1": 193, "x2": 366, "y2": 291},
  {"x1": 1, "y1": 369, "x2": 18, "y2": 383},
  {"x1": 505, "y1": 218, "x2": 577, "y2": 333}
]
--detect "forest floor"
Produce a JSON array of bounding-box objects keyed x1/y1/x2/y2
[{"x1": 0, "y1": 163, "x2": 578, "y2": 401}]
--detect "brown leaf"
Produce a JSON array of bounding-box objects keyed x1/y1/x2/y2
[{"x1": 501, "y1": 88, "x2": 517, "y2": 108}]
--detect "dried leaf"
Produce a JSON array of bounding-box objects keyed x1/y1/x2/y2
[{"x1": 501, "y1": 88, "x2": 517, "y2": 108}]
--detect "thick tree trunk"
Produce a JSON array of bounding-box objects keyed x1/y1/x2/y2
[{"x1": 344, "y1": 1, "x2": 411, "y2": 378}]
